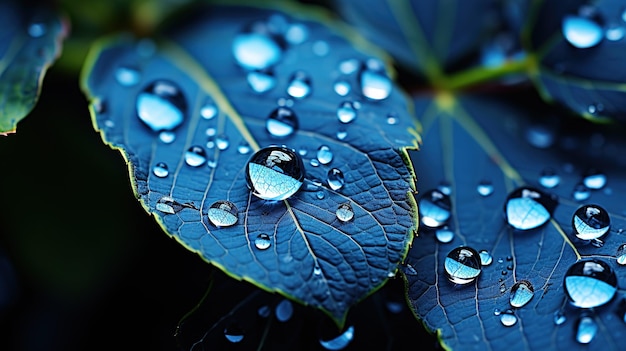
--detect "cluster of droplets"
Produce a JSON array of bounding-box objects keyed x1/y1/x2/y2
[{"x1": 562, "y1": 5, "x2": 626, "y2": 49}]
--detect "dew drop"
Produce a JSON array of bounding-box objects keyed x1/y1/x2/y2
[
  {"x1": 478, "y1": 250, "x2": 493, "y2": 266},
  {"x1": 504, "y1": 186, "x2": 558, "y2": 230},
  {"x1": 246, "y1": 146, "x2": 305, "y2": 200},
  {"x1": 500, "y1": 311, "x2": 518, "y2": 327},
  {"x1": 275, "y1": 299, "x2": 294, "y2": 322},
  {"x1": 215, "y1": 135, "x2": 230, "y2": 150},
  {"x1": 337, "y1": 101, "x2": 357, "y2": 123},
  {"x1": 435, "y1": 227, "x2": 454, "y2": 244},
  {"x1": 316, "y1": 190, "x2": 325, "y2": 200},
  {"x1": 152, "y1": 162, "x2": 169, "y2": 178},
  {"x1": 224, "y1": 324, "x2": 245, "y2": 343},
  {"x1": 419, "y1": 189, "x2": 452, "y2": 228},
  {"x1": 477, "y1": 180, "x2": 494, "y2": 197},
  {"x1": 200, "y1": 100, "x2": 218, "y2": 119},
  {"x1": 237, "y1": 141, "x2": 251, "y2": 155},
  {"x1": 554, "y1": 311, "x2": 566, "y2": 325},
  {"x1": 444, "y1": 246, "x2": 482, "y2": 285},
  {"x1": 266, "y1": 107, "x2": 298, "y2": 138},
  {"x1": 509, "y1": 280, "x2": 534, "y2": 308},
  {"x1": 205, "y1": 128, "x2": 217, "y2": 137},
  {"x1": 525, "y1": 124, "x2": 555, "y2": 148},
  {"x1": 232, "y1": 29, "x2": 283, "y2": 70},
  {"x1": 285, "y1": 22, "x2": 308, "y2": 44},
  {"x1": 156, "y1": 196, "x2": 180, "y2": 214},
  {"x1": 136, "y1": 80, "x2": 186, "y2": 132},
  {"x1": 207, "y1": 200, "x2": 238, "y2": 227},
  {"x1": 582, "y1": 169, "x2": 606, "y2": 189},
  {"x1": 286, "y1": 71, "x2": 312, "y2": 99},
  {"x1": 27, "y1": 23, "x2": 46, "y2": 37},
  {"x1": 386, "y1": 113, "x2": 398, "y2": 125},
  {"x1": 564, "y1": 259, "x2": 617, "y2": 309},
  {"x1": 359, "y1": 59, "x2": 392, "y2": 100},
  {"x1": 247, "y1": 70, "x2": 276, "y2": 93},
  {"x1": 605, "y1": 24, "x2": 625, "y2": 41},
  {"x1": 616, "y1": 244, "x2": 626, "y2": 265},
  {"x1": 184, "y1": 146, "x2": 207, "y2": 167},
  {"x1": 539, "y1": 168, "x2": 560, "y2": 188},
  {"x1": 319, "y1": 325, "x2": 355, "y2": 350},
  {"x1": 316, "y1": 145, "x2": 333, "y2": 165},
  {"x1": 572, "y1": 204, "x2": 610, "y2": 240},
  {"x1": 572, "y1": 184, "x2": 591, "y2": 201},
  {"x1": 327, "y1": 168, "x2": 345, "y2": 191},
  {"x1": 159, "y1": 131, "x2": 175, "y2": 144},
  {"x1": 336, "y1": 129, "x2": 347, "y2": 140},
  {"x1": 115, "y1": 66, "x2": 140, "y2": 86},
  {"x1": 312, "y1": 40, "x2": 329, "y2": 56},
  {"x1": 562, "y1": 14, "x2": 603, "y2": 49},
  {"x1": 255, "y1": 233, "x2": 271, "y2": 250},
  {"x1": 336, "y1": 203, "x2": 354, "y2": 222},
  {"x1": 587, "y1": 103, "x2": 604, "y2": 115},
  {"x1": 576, "y1": 315, "x2": 597, "y2": 344},
  {"x1": 333, "y1": 80, "x2": 351, "y2": 96}
]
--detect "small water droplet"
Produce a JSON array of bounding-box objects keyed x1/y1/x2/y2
[
  {"x1": 27, "y1": 23, "x2": 46, "y2": 37},
  {"x1": 479, "y1": 250, "x2": 493, "y2": 266},
  {"x1": 419, "y1": 189, "x2": 452, "y2": 228},
  {"x1": 185, "y1": 146, "x2": 207, "y2": 167},
  {"x1": 255, "y1": 233, "x2": 271, "y2": 250},
  {"x1": 554, "y1": 311, "x2": 566, "y2": 325},
  {"x1": 494, "y1": 308, "x2": 501, "y2": 316},
  {"x1": 207, "y1": 200, "x2": 238, "y2": 227},
  {"x1": 587, "y1": 102, "x2": 604, "y2": 115},
  {"x1": 316, "y1": 190, "x2": 325, "y2": 199},
  {"x1": 337, "y1": 101, "x2": 357, "y2": 123},
  {"x1": 605, "y1": 24, "x2": 625, "y2": 41},
  {"x1": 224, "y1": 323, "x2": 245, "y2": 343},
  {"x1": 500, "y1": 310, "x2": 518, "y2": 327},
  {"x1": 233, "y1": 29, "x2": 283, "y2": 70},
  {"x1": 200, "y1": 100, "x2": 218, "y2": 119},
  {"x1": 246, "y1": 146, "x2": 305, "y2": 200},
  {"x1": 477, "y1": 180, "x2": 494, "y2": 197},
  {"x1": 359, "y1": 59, "x2": 392, "y2": 100},
  {"x1": 505, "y1": 186, "x2": 558, "y2": 230},
  {"x1": 266, "y1": 107, "x2": 298, "y2": 138},
  {"x1": 156, "y1": 196, "x2": 180, "y2": 214},
  {"x1": 336, "y1": 203, "x2": 354, "y2": 222},
  {"x1": 539, "y1": 168, "x2": 560, "y2": 188},
  {"x1": 525, "y1": 124, "x2": 555, "y2": 148},
  {"x1": 152, "y1": 162, "x2": 169, "y2": 178},
  {"x1": 435, "y1": 227, "x2": 454, "y2": 244},
  {"x1": 327, "y1": 168, "x2": 345, "y2": 191},
  {"x1": 247, "y1": 70, "x2": 276, "y2": 93},
  {"x1": 333, "y1": 80, "x2": 351, "y2": 96},
  {"x1": 215, "y1": 134, "x2": 229, "y2": 150},
  {"x1": 285, "y1": 23, "x2": 308, "y2": 44},
  {"x1": 159, "y1": 131, "x2": 175, "y2": 144},
  {"x1": 237, "y1": 141, "x2": 251, "y2": 155},
  {"x1": 316, "y1": 145, "x2": 333, "y2": 165},
  {"x1": 336, "y1": 129, "x2": 348, "y2": 140},
  {"x1": 444, "y1": 246, "x2": 482, "y2": 285},
  {"x1": 275, "y1": 299, "x2": 293, "y2": 322},
  {"x1": 319, "y1": 325, "x2": 355, "y2": 350},
  {"x1": 576, "y1": 315, "x2": 597, "y2": 344},
  {"x1": 136, "y1": 80, "x2": 186, "y2": 132},
  {"x1": 583, "y1": 169, "x2": 606, "y2": 189},
  {"x1": 286, "y1": 71, "x2": 312, "y2": 98},
  {"x1": 312, "y1": 40, "x2": 330, "y2": 56},
  {"x1": 564, "y1": 259, "x2": 617, "y2": 309},
  {"x1": 572, "y1": 204, "x2": 610, "y2": 240},
  {"x1": 115, "y1": 66, "x2": 140, "y2": 86},
  {"x1": 562, "y1": 14, "x2": 603, "y2": 49},
  {"x1": 573, "y1": 184, "x2": 591, "y2": 201},
  {"x1": 509, "y1": 280, "x2": 534, "y2": 308},
  {"x1": 616, "y1": 244, "x2": 626, "y2": 265}
]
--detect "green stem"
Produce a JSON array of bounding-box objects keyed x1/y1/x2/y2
[{"x1": 441, "y1": 56, "x2": 531, "y2": 91}]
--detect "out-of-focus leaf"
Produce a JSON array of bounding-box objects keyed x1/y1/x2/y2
[
  {"x1": 404, "y1": 92, "x2": 626, "y2": 350},
  {"x1": 526, "y1": 0, "x2": 626, "y2": 122},
  {"x1": 0, "y1": 0, "x2": 66, "y2": 135},
  {"x1": 81, "y1": 3, "x2": 418, "y2": 326}
]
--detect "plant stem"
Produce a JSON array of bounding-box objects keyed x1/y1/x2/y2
[{"x1": 441, "y1": 56, "x2": 531, "y2": 91}]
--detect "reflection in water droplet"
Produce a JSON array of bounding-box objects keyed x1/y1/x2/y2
[
  {"x1": 266, "y1": 107, "x2": 298, "y2": 138},
  {"x1": 185, "y1": 146, "x2": 207, "y2": 167},
  {"x1": 246, "y1": 146, "x2": 305, "y2": 200},
  {"x1": 359, "y1": 59, "x2": 392, "y2": 100},
  {"x1": 205, "y1": 128, "x2": 216, "y2": 137},
  {"x1": 224, "y1": 324, "x2": 245, "y2": 343},
  {"x1": 316, "y1": 190, "x2": 325, "y2": 199},
  {"x1": 327, "y1": 168, "x2": 345, "y2": 191},
  {"x1": 479, "y1": 250, "x2": 492, "y2": 266},
  {"x1": 583, "y1": 169, "x2": 606, "y2": 189},
  {"x1": 562, "y1": 15, "x2": 603, "y2": 49},
  {"x1": 333, "y1": 80, "x2": 351, "y2": 96},
  {"x1": 438, "y1": 182, "x2": 452, "y2": 195},
  {"x1": 554, "y1": 311, "x2": 566, "y2": 325},
  {"x1": 419, "y1": 189, "x2": 452, "y2": 228},
  {"x1": 27, "y1": 23, "x2": 46, "y2": 37},
  {"x1": 444, "y1": 246, "x2": 482, "y2": 284},
  {"x1": 319, "y1": 325, "x2": 355, "y2": 350},
  {"x1": 247, "y1": 70, "x2": 276, "y2": 93},
  {"x1": 572, "y1": 204, "x2": 610, "y2": 240},
  {"x1": 152, "y1": 162, "x2": 169, "y2": 178},
  {"x1": 576, "y1": 315, "x2": 597, "y2": 344},
  {"x1": 564, "y1": 259, "x2": 617, "y2": 309},
  {"x1": 616, "y1": 244, "x2": 626, "y2": 265},
  {"x1": 386, "y1": 113, "x2": 398, "y2": 125},
  {"x1": 336, "y1": 129, "x2": 347, "y2": 140},
  {"x1": 207, "y1": 200, "x2": 238, "y2": 227},
  {"x1": 317, "y1": 145, "x2": 333, "y2": 165},
  {"x1": 435, "y1": 228, "x2": 454, "y2": 244},
  {"x1": 159, "y1": 131, "x2": 175, "y2": 144},
  {"x1": 275, "y1": 299, "x2": 294, "y2": 322},
  {"x1": 505, "y1": 187, "x2": 558, "y2": 230},
  {"x1": 539, "y1": 168, "x2": 560, "y2": 188},
  {"x1": 286, "y1": 71, "x2": 312, "y2": 98},
  {"x1": 477, "y1": 180, "x2": 494, "y2": 197},
  {"x1": 510, "y1": 280, "x2": 534, "y2": 308},
  {"x1": 232, "y1": 31, "x2": 283, "y2": 70},
  {"x1": 337, "y1": 101, "x2": 357, "y2": 123},
  {"x1": 115, "y1": 66, "x2": 140, "y2": 86},
  {"x1": 500, "y1": 311, "x2": 518, "y2": 327},
  {"x1": 255, "y1": 233, "x2": 271, "y2": 250},
  {"x1": 573, "y1": 184, "x2": 591, "y2": 201},
  {"x1": 200, "y1": 100, "x2": 218, "y2": 119},
  {"x1": 336, "y1": 203, "x2": 354, "y2": 222},
  {"x1": 136, "y1": 80, "x2": 186, "y2": 131}
]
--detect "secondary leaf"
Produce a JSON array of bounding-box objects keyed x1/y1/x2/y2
[
  {"x1": 404, "y1": 92, "x2": 626, "y2": 350},
  {"x1": 0, "y1": 0, "x2": 66, "y2": 135},
  {"x1": 81, "y1": 3, "x2": 418, "y2": 326}
]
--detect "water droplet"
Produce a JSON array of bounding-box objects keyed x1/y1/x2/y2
[
  {"x1": 266, "y1": 107, "x2": 298, "y2": 138},
  {"x1": 310, "y1": 159, "x2": 320, "y2": 167},
  {"x1": 327, "y1": 168, "x2": 345, "y2": 191},
  {"x1": 185, "y1": 146, "x2": 207, "y2": 167},
  {"x1": 562, "y1": 14, "x2": 603, "y2": 49},
  {"x1": 224, "y1": 323, "x2": 244, "y2": 343},
  {"x1": 583, "y1": 169, "x2": 606, "y2": 189},
  {"x1": 616, "y1": 244, "x2": 626, "y2": 265},
  {"x1": 587, "y1": 103, "x2": 604, "y2": 115},
  {"x1": 115, "y1": 66, "x2": 140, "y2": 86},
  {"x1": 539, "y1": 168, "x2": 560, "y2": 188},
  {"x1": 359, "y1": 60, "x2": 392, "y2": 101},
  {"x1": 554, "y1": 311, "x2": 566, "y2": 325},
  {"x1": 232, "y1": 29, "x2": 283, "y2": 70},
  {"x1": 313, "y1": 265, "x2": 322, "y2": 276},
  {"x1": 509, "y1": 280, "x2": 534, "y2": 308},
  {"x1": 438, "y1": 181, "x2": 452, "y2": 195},
  {"x1": 336, "y1": 129, "x2": 347, "y2": 140},
  {"x1": 564, "y1": 259, "x2": 617, "y2": 309},
  {"x1": 136, "y1": 81, "x2": 186, "y2": 132},
  {"x1": 525, "y1": 124, "x2": 555, "y2": 148},
  {"x1": 246, "y1": 146, "x2": 305, "y2": 200},
  {"x1": 336, "y1": 203, "x2": 354, "y2": 222},
  {"x1": 237, "y1": 141, "x2": 251, "y2": 155},
  {"x1": 200, "y1": 100, "x2": 218, "y2": 119},
  {"x1": 444, "y1": 246, "x2": 482, "y2": 285},
  {"x1": 27, "y1": 23, "x2": 46, "y2": 37},
  {"x1": 316, "y1": 190, "x2": 325, "y2": 199},
  {"x1": 258, "y1": 305, "x2": 271, "y2": 318},
  {"x1": 156, "y1": 196, "x2": 180, "y2": 214},
  {"x1": 572, "y1": 204, "x2": 610, "y2": 240},
  {"x1": 493, "y1": 308, "x2": 501, "y2": 316},
  {"x1": 319, "y1": 325, "x2": 355, "y2": 350},
  {"x1": 576, "y1": 315, "x2": 597, "y2": 344},
  {"x1": 605, "y1": 24, "x2": 625, "y2": 41},
  {"x1": 505, "y1": 187, "x2": 558, "y2": 230},
  {"x1": 286, "y1": 71, "x2": 312, "y2": 99},
  {"x1": 285, "y1": 23, "x2": 308, "y2": 44},
  {"x1": 205, "y1": 128, "x2": 217, "y2": 137},
  {"x1": 337, "y1": 101, "x2": 357, "y2": 123},
  {"x1": 312, "y1": 40, "x2": 329, "y2": 56},
  {"x1": 316, "y1": 145, "x2": 333, "y2": 165},
  {"x1": 333, "y1": 80, "x2": 351, "y2": 96},
  {"x1": 435, "y1": 227, "x2": 454, "y2": 244},
  {"x1": 255, "y1": 233, "x2": 271, "y2": 250},
  {"x1": 477, "y1": 180, "x2": 494, "y2": 197},
  {"x1": 419, "y1": 189, "x2": 452, "y2": 228},
  {"x1": 159, "y1": 131, "x2": 175, "y2": 144},
  {"x1": 247, "y1": 70, "x2": 276, "y2": 93},
  {"x1": 275, "y1": 299, "x2": 293, "y2": 322},
  {"x1": 572, "y1": 184, "x2": 591, "y2": 201},
  {"x1": 386, "y1": 113, "x2": 398, "y2": 125},
  {"x1": 479, "y1": 250, "x2": 492, "y2": 266},
  {"x1": 212, "y1": 135, "x2": 227, "y2": 150},
  {"x1": 500, "y1": 311, "x2": 518, "y2": 327},
  {"x1": 207, "y1": 200, "x2": 238, "y2": 227},
  {"x1": 152, "y1": 162, "x2": 169, "y2": 178}
]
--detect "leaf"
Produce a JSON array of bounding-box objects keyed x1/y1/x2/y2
[
  {"x1": 526, "y1": 0, "x2": 626, "y2": 122},
  {"x1": 404, "y1": 92, "x2": 626, "y2": 350},
  {"x1": 0, "y1": 0, "x2": 66, "y2": 135},
  {"x1": 80, "y1": 3, "x2": 419, "y2": 326}
]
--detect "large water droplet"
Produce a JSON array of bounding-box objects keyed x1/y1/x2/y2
[
  {"x1": 505, "y1": 187, "x2": 558, "y2": 230},
  {"x1": 582, "y1": 169, "x2": 606, "y2": 189},
  {"x1": 444, "y1": 246, "x2": 482, "y2": 285},
  {"x1": 435, "y1": 227, "x2": 455, "y2": 244},
  {"x1": 616, "y1": 244, "x2": 626, "y2": 265},
  {"x1": 159, "y1": 131, "x2": 175, "y2": 144},
  {"x1": 336, "y1": 101, "x2": 357, "y2": 123},
  {"x1": 275, "y1": 299, "x2": 294, "y2": 322},
  {"x1": 539, "y1": 168, "x2": 560, "y2": 188},
  {"x1": 232, "y1": 29, "x2": 283, "y2": 70},
  {"x1": 266, "y1": 107, "x2": 298, "y2": 138},
  {"x1": 336, "y1": 203, "x2": 354, "y2": 222},
  {"x1": 185, "y1": 146, "x2": 207, "y2": 167},
  {"x1": 316, "y1": 145, "x2": 333, "y2": 165},
  {"x1": 359, "y1": 59, "x2": 392, "y2": 100},
  {"x1": 207, "y1": 200, "x2": 238, "y2": 227},
  {"x1": 115, "y1": 66, "x2": 140, "y2": 86},
  {"x1": 136, "y1": 80, "x2": 186, "y2": 132},
  {"x1": 564, "y1": 259, "x2": 617, "y2": 309},
  {"x1": 247, "y1": 70, "x2": 276, "y2": 93},
  {"x1": 500, "y1": 310, "x2": 518, "y2": 327},
  {"x1": 562, "y1": 14, "x2": 603, "y2": 49},
  {"x1": 572, "y1": 204, "x2": 610, "y2": 240},
  {"x1": 576, "y1": 315, "x2": 597, "y2": 344},
  {"x1": 509, "y1": 280, "x2": 534, "y2": 308},
  {"x1": 255, "y1": 233, "x2": 271, "y2": 250},
  {"x1": 152, "y1": 162, "x2": 169, "y2": 178},
  {"x1": 246, "y1": 146, "x2": 305, "y2": 200},
  {"x1": 224, "y1": 323, "x2": 244, "y2": 343},
  {"x1": 327, "y1": 168, "x2": 345, "y2": 191},
  {"x1": 286, "y1": 71, "x2": 312, "y2": 99},
  {"x1": 319, "y1": 325, "x2": 355, "y2": 350},
  {"x1": 525, "y1": 124, "x2": 555, "y2": 148},
  {"x1": 419, "y1": 189, "x2": 452, "y2": 228}
]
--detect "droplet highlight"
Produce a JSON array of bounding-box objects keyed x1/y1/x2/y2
[
  {"x1": 336, "y1": 101, "x2": 357, "y2": 124},
  {"x1": 500, "y1": 310, "x2": 518, "y2": 327},
  {"x1": 359, "y1": 59, "x2": 392, "y2": 100},
  {"x1": 247, "y1": 70, "x2": 276, "y2": 93},
  {"x1": 232, "y1": 29, "x2": 283, "y2": 70},
  {"x1": 316, "y1": 145, "x2": 333, "y2": 165},
  {"x1": 576, "y1": 315, "x2": 597, "y2": 344},
  {"x1": 286, "y1": 71, "x2": 312, "y2": 99},
  {"x1": 115, "y1": 66, "x2": 140, "y2": 86},
  {"x1": 616, "y1": 244, "x2": 626, "y2": 265}
]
